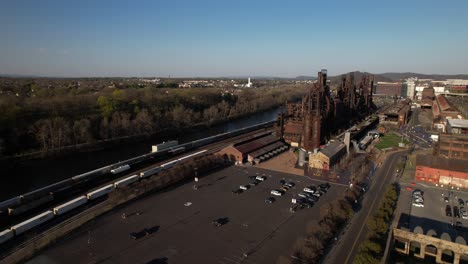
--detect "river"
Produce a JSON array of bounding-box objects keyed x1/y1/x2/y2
[{"x1": 0, "y1": 108, "x2": 281, "y2": 200}]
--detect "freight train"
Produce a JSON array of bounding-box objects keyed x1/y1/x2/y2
[
  {"x1": 0, "y1": 150, "x2": 207, "y2": 245},
  {"x1": 0, "y1": 120, "x2": 275, "y2": 215}
]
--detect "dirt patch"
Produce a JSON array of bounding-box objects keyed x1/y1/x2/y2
[{"x1": 256, "y1": 151, "x2": 304, "y2": 176}]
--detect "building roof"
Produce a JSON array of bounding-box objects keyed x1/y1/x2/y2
[
  {"x1": 439, "y1": 133, "x2": 468, "y2": 143},
  {"x1": 320, "y1": 141, "x2": 346, "y2": 158},
  {"x1": 248, "y1": 141, "x2": 285, "y2": 159},
  {"x1": 234, "y1": 134, "x2": 279, "y2": 154},
  {"x1": 416, "y1": 154, "x2": 468, "y2": 173},
  {"x1": 447, "y1": 119, "x2": 468, "y2": 129},
  {"x1": 436, "y1": 94, "x2": 458, "y2": 112}
]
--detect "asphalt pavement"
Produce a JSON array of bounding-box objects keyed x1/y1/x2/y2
[
  {"x1": 325, "y1": 150, "x2": 406, "y2": 264},
  {"x1": 26, "y1": 166, "x2": 347, "y2": 264}
]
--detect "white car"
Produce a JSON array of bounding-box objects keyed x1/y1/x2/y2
[
  {"x1": 412, "y1": 202, "x2": 424, "y2": 208},
  {"x1": 256, "y1": 176, "x2": 267, "y2": 181},
  {"x1": 304, "y1": 187, "x2": 316, "y2": 193},
  {"x1": 413, "y1": 197, "x2": 424, "y2": 203},
  {"x1": 312, "y1": 192, "x2": 321, "y2": 197},
  {"x1": 271, "y1": 190, "x2": 284, "y2": 196},
  {"x1": 240, "y1": 185, "x2": 250, "y2": 190}
]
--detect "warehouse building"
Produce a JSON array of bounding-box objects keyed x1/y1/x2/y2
[
  {"x1": 434, "y1": 134, "x2": 468, "y2": 160},
  {"x1": 219, "y1": 132, "x2": 287, "y2": 164},
  {"x1": 432, "y1": 95, "x2": 462, "y2": 132},
  {"x1": 378, "y1": 100, "x2": 411, "y2": 127},
  {"x1": 414, "y1": 154, "x2": 468, "y2": 188},
  {"x1": 309, "y1": 140, "x2": 346, "y2": 171},
  {"x1": 446, "y1": 119, "x2": 468, "y2": 135}
]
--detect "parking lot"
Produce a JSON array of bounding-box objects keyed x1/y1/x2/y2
[
  {"x1": 398, "y1": 185, "x2": 468, "y2": 245},
  {"x1": 28, "y1": 166, "x2": 347, "y2": 264}
]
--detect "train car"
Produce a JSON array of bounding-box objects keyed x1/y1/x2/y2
[
  {"x1": 0, "y1": 196, "x2": 23, "y2": 213},
  {"x1": 8, "y1": 195, "x2": 54, "y2": 216},
  {"x1": 71, "y1": 166, "x2": 111, "y2": 182},
  {"x1": 178, "y1": 150, "x2": 208, "y2": 162},
  {"x1": 53, "y1": 196, "x2": 87, "y2": 216},
  {"x1": 110, "y1": 164, "x2": 130, "y2": 174},
  {"x1": 22, "y1": 178, "x2": 74, "y2": 202},
  {"x1": 359, "y1": 135, "x2": 373, "y2": 149},
  {"x1": 114, "y1": 175, "x2": 139, "y2": 188},
  {"x1": 86, "y1": 184, "x2": 114, "y2": 200},
  {"x1": 161, "y1": 160, "x2": 178, "y2": 170},
  {"x1": 11, "y1": 210, "x2": 54, "y2": 236},
  {"x1": 0, "y1": 229, "x2": 14, "y2": 244},
  {"x1": 140, "y1": 166, "x2": 162, "y2": 178},
  {"x1": 152, "y1": 140, "x2": 178, "y2": 153},
  {"x1": 168, "y1": 146, "x2": 185, "y2": 155}
]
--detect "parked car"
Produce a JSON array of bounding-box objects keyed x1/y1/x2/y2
[
  {"x1": 249, "y1": 181, "x2": 259, "y2": 186},
  {"x1": 312, "y1": 191, "x2": 322, "y2": 197},
  {"x1": 304, "y1": 186, "x2": 316, "y2": 193},
  {"x1": 279, "y1": 187, "x2": 288, "y2": 193},
  {"x1": 300, "y1": 202, "x2": 313, "y2": 209},
  {"x1": 265, "y1": 197, "x2": 276, "y2": 204},
  {"x1": 129, "y1": 230, "x2": 146, "y2": 240},
  {"x1": 298, "y1": 192, "x2": 312, "y2": 198},
  {"x1": 444, "y1": 196, "x2": 449, "y2": 203},
  {"x1": 454, "y1": 206, "x2": 461, "y2": 218},
  {"x1": 240, "y1": 185, "x2": 250, "y2": 190},
  {"x1": 413, "y1": 197, "x2": 424, "y2": 203},
  {"x1": 248, "y1": 176, "x2": 257, "y2": 181},
  {"x1": 446, "y1": 205, "x2": 452, "y2": 216},
  {"x1": 319, "y1": 183, "x2": 330, "y2": 189},
  {"x1": 256, "y1": 176, "x2": 267, "y2": 181},
  {"x1": 459, "y1": 198, "x2": 465, "y2": 206},
  {"x1": 279, "y1": 179, "x2": 286, "y2": 185},
  {"x1": 285, "y1": 182, "x2": 295, "y2": 188},
  {"x1": 412, "y1": 202, "x2": 424, "y2": 208},
  {"x1": 212, "y1": 218, "x2": 228, "y2": 227},
  {"x1": 271, "y1": 190, "x2": 284, "y2": 196},
  {"x1": 306, "y1": 196, "x2": 318, "y2": 203}
]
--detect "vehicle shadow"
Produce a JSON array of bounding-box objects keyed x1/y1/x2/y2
[{"x1": 145, "y1": 257, "x2": 168, "y2": 264}]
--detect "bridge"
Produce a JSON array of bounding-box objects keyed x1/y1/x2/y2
[{"x1": 393, "y1": 228, "x2": 468, "y2": 264}]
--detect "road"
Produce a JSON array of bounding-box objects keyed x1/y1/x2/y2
[{"x1": 325, "y1": 150, "x2": 406, "y2": 264}]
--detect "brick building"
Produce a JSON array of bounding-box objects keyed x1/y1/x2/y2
[
  {"x1": 434, "y1": 134, "x2": 468, "y2": 160},
  {"x1": 309, "y1": 141, "x2": 346, "y2": 171},
  {"x1": 414, "y1": 154, "x2": 468, "y2": 188},
  {"x1": 219, "y1": 132, "x2": 287, "y2": 163}
]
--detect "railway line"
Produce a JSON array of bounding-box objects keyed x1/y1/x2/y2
[{"x1": 0, "y1": 122, "x2": 275, "y2": 252}]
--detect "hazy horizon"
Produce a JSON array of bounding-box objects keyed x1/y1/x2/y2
[{"x1": 2, "y1": 0, "x2": 468, "y2": 78}]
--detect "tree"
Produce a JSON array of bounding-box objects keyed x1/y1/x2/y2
[
  {"x1": 31, "y1": 117, "x2": 71, "y2": 151},
  {"x1": 97, "y1": 96, "x2": 114, "y2": 118},
  {"x1": 72, "y1": 118, "x2": 93, "y2": 144},
  {"x1": 132, "y1": 109, "x2": 154, "y2": 135}
]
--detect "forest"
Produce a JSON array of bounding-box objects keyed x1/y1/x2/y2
[{"x1": 0, "y1": 78, "x2": 308, "y2": 156}]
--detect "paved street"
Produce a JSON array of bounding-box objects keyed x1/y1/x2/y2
[{"x1": 325, "y1": 150, "x2": 407, "y2": 264}]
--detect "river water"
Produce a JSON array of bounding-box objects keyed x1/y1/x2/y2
[{"x1": 0, "y1": 108, "x2": 280, "y2": 200}]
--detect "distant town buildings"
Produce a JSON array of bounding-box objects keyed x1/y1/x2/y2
[{"x1": 234, "y1": 78, "x2": 254, "y2": 88}]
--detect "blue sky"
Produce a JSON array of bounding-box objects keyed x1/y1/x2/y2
[{"x1": 1, "y1": 0, "x2": 468, "y2": 77}]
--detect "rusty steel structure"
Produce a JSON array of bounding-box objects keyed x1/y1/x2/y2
[{"x1": 281, "y1": 70, "x2": 374, "y2": 151}]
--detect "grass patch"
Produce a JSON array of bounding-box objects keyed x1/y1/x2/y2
[{"x1": 375, "y1": 133, "x2": 408, "y2": 150}]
